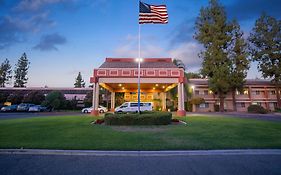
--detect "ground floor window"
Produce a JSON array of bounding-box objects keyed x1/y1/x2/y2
[
  {"x1": 269, "y1": 102, "x2": 277, "y2": 109},
  {"x1": 197, "y1": 103, "x2": 209, "y2": 108},
  {"x1": 237, "y1": 102, "x2": 246, "y2": 108}
]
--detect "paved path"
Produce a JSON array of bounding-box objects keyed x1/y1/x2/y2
[{"x1": 1, "y1": 150, "x2": 281, "y2": 175}]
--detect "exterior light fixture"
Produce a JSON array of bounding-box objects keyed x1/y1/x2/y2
[
  {"x1": 135, "y1": 58, "x2": 143, "y2": 62},
  {"x1": 155, "y1": 84, "x2": 159, "y2": 87},
  {"x1": 122, "y1": 87, "x2": 125, "y2": 90},
  {"x1": 191, "y1": 85, "x2": 195, "y2": 89},
  {"x1": 118, "y1": 84, "x2": 122, "y2": 87},
  {"x1": 162, "y1": 86, "x2": 165, "y2": 89},
  {"x1": 153, "y1": 87, "x2": 155, "y2": 90}
]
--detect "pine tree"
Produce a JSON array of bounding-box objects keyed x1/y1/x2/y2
[
  {"x1": 14, "y1": 53, "x2": 30, "y2": 87},
  {"x1": 229, "y1": 21, "x2": 250, "y2": 111},
  {"x1": 249, "y1": 14, "x2": 281, "y2": 108},
  {"x1": 0, "y1": 58, "x2": 12, "y2": 87},
  {"x1": 194, "y1": 0, "x2": 233, "y2": 112},
  {"x1": 74, "y1": 72, "x2": 85, "y2": 88}
]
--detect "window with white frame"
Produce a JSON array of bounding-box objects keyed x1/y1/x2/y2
[{"x1": 199, "y1": 103, "x2": 209, "y2": 108}]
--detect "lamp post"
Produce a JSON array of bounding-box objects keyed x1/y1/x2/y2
[{"x1": 136, "y1": 58, "x2": 143, "y2": 113}]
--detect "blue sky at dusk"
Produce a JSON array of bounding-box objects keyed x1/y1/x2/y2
[{"x1": 0, "y1": 0, "x2": 280, "y2": 87}]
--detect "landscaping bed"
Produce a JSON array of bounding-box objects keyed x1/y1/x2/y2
[{"x1": 104, "y1": 112, "x2": 172, "y2": 125}]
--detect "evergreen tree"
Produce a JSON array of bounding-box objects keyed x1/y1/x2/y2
[
  {"x1": 74, "y1": 72, "x2": 85, "y2": 88},
  {"x1": 14, "y1": 53, "x2": 30, "y2": 87},
  {"x1": 194, "y1": 0, "x2": 233, "y2": 112},
  {"x1": 249, "y1": 14, "x2": 281, "y2": 108},
  {"x1": 42, "y1": 91, "x2": 66, "y2": 110},
  {"x1": 0, "y1": 58, "x2": 12, "y2": 87},
  {"x1": 229, "y1": 21, "x2": 250, "y2": 111}
]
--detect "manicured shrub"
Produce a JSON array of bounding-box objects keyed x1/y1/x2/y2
[
  {"x1": 247, "y1": 105, "x2": 268, "y2": 114},
  {"x1": 104, "y1": 112, "x2": 172, "y2": 125}
]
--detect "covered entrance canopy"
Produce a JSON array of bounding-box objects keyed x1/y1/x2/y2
[{"x1": 90, "y1": 58, "x2": 186, "y2": 116}]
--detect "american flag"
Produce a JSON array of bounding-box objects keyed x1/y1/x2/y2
[{"x1": 139, "y1": 1, "x2": 168, "y2": 24}]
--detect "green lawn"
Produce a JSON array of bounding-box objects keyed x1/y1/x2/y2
[{"x1": 0, "y1": 115, "x2": 281, "y2": 150}]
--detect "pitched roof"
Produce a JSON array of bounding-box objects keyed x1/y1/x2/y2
[
  {"x1": 99, "y1": 58, "x2": 178, "y2": 68},
  {"x1": 188, "y1": 79, "x2": 274, "y2": 86}
]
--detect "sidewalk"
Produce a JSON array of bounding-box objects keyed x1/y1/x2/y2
[{"x1": 1, "y1": 149, "x2": 281, "y2": 156}]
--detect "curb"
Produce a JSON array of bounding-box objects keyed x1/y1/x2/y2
[{"x1": 1, "y1": 149, "x2": 281, "y2": 157}]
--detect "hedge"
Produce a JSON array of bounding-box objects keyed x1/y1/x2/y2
[
  {"x1": 247, "y1": 104, "x2": 268, "y2": 114},
  {"x1": 104, "y1": 112, "x2": 172, "y2": 125}
]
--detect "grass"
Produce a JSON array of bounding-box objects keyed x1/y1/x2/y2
[{"x1": 0, "y1": 115, "x2": 281, "y2": 150}]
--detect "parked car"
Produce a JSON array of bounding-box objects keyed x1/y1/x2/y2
[
  {"x1": 81, "y1": 106, "x2": 108, "y2": 113},
  {"x1": 1, "y1": 105, "x2": 18, "y2": 112},
  {"x1": 17, "y1": 103, "x2": 35, "y2": 112},
  {"x1": 28, "y1": 105, "x2": 51, "y2": 112},
  {"x1": 115, "y1": 102, "x2": 153, "y2": 113}
]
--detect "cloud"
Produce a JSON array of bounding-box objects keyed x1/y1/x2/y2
[
  {"x1": 33, "y1": 33, "x2": 67, "y2": 51},
  {"x1": 113, "y1": 34, "x2": 166, "y2": 58},
  {"x1": 14, "y1": 0, "x2": 69, "y2": 12},
  {"x1": 0, "y1": 13, "x2": 55, "y2": 49},
  {"x1": 113, "y1": 34, "x2": 202, "y2": 72},
  {"x1": 169, "y1": 17, "x2": 195, "y2": 45},
  {"x1": 168, "y1": 42, "x2": 202, "y2": 71},
  {"x1": 226, "y1": 0, "x2": 281, "y2": 21}
]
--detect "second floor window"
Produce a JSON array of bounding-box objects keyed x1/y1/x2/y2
[{"x1": 270, "y1": 90, "x2": 276, "y2": 95}]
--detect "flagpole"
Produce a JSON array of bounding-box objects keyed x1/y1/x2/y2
[{"x1": 137, "y1": 23, "x2": 141, "y2": 114}]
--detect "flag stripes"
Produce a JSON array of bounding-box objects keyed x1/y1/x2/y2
[{"x1": 139, "y1": 2, "x2": 168, "y2": 24}]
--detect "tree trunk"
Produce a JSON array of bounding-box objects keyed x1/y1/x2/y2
[
  {"x1": 276, "y1": 86, "x2": 281, "y2": 108},
  {"x1": 219, "y1": 92, "x2": 225, "y2": 112},
  {"x1": 232, "y1": 90, "x2": 237, "y2": 112}
]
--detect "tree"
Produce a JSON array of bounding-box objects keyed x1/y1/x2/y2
[
  {"x1": 185, "y1": 72, "x2": 203, "y2": 79},
  {"x1": 228, "y1": 21, "x2": 250, "y2": 111},
  {"x1": 6, "y1": 92, "x2": 24, "y2": 104},
  {"x1": 14, "y1": 53, "x2": 30, "y2": 87},
  {"x1": 173, "y1": 59, "x2": 186, "y2": 70},
  {"x1": 22, "y1": 91, "x2": 45, "y2": 105},
  {"x1": 0, "y1": 91, "x2": 9, "y2": 104},
  {"x1": 194, "y1": 0, "x2": 233, "y2": 112},
  {"x1": 0, "y1": 59, "x2": 12, "y2": 87},
  {"x1": 42, "y1": 91, "x2": 66, "y2": 110},
  {"x1": 249, "y1": 14, "x2": 281, "y2": 108},
  {"x1": 84, "y1": 91, "x2": 93, "y2": 107},
  {"x1": 74, "y1": 72, "x2": 85, "y2": 88}
]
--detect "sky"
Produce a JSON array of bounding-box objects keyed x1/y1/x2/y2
[{"x1": 0, "y1": 0, "x2": 280, "y2": 87}]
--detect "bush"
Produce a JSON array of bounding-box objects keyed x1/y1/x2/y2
[
  {"x1": 275, "y1": 108, "x2": 281, "y2": 113},
  {"x1": 104, "y1": 112, "x2": 172, "y2": 125},
  {"x1": 247, "y1": 105, "x2": 268, "y2": 114}
]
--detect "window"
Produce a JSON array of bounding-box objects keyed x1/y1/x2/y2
[
  {"x1": 255, "y1": 91, "x2": 260, "y2": 95},
  {"x1": 270, "y1": 90, "x2": 276, "y2": 95},
  {"x1": 238, "y1": 102, "x2": 245, "y2": 108},
  {"x1": 204, "y1": 90, "x2": 208, "y2": 95},
  {"x1": 195, "y1": 90, "x2": 199, "y2": 95},
  {"x1": 269, "y1": 102, "x2": 277, "y2": 108},
  {"x1": 199, "y1": 103, "x2": 209, "y2": 108}
]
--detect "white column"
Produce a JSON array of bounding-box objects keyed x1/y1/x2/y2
[
  {"x1": 111, "y1": 92, "x2": 115, "y2": 110},
  {"x1": 161, "y1": 92, "x2": 166, "y2": 111},
  {"x1": 95, "y1": 83, "x2": 99, "y2": 111},
  {"x1": 178, "y1": 83, "x2": 182, "y2": 110},
  {"x1": 181, "y1": 83, "x2": 185, "y2": 111},
  {"x1": 92, "y1": 83, "x2": 96, "y2": 109}
]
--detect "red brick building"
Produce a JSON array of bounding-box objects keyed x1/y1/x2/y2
[
  {"x1": 189, "y1": 79, "x2": 279, "y2": 112},
  {"x1": 90, "y1": 58, "x2": 187, "y2": 116}
]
